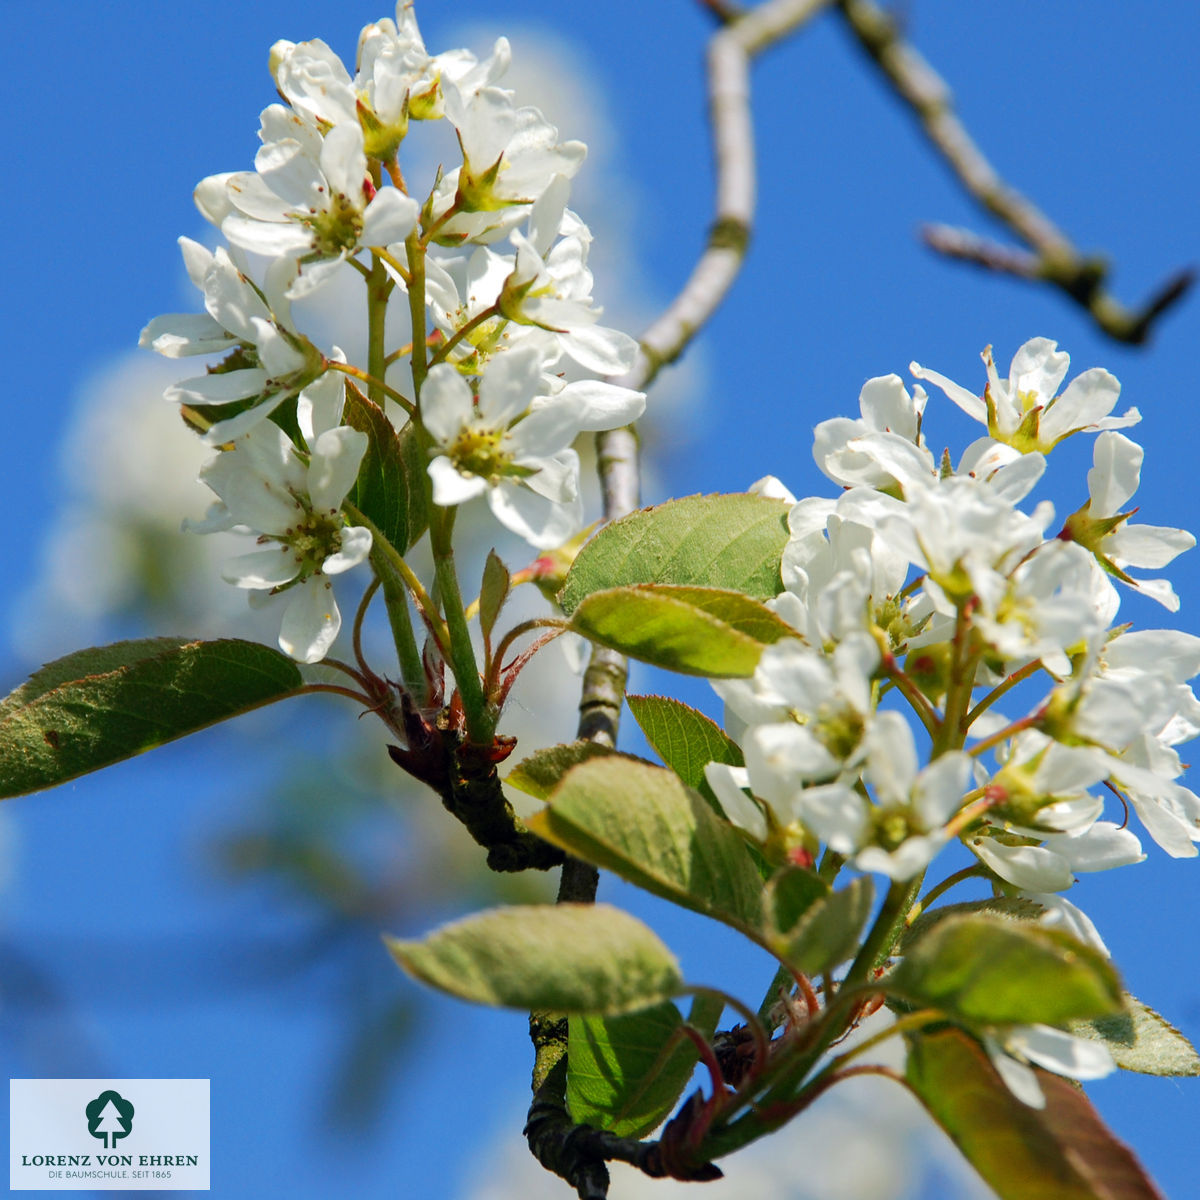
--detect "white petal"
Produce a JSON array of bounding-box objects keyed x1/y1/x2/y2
[
  {"x1": 362, "y1": 188, "x2": 420, "y2": 246},
  {"x1": 509, "y1": 401, "x2": 582, "y2": 459},
  {"x1": 421, "y1": 365, "x2": 475, "y2": 444},
  {"x1": 139, "y1": 313, "x2": 235, "y2": 358},
  {"x1": 165, "y1": 368, "x2": 269, "y2": 407},
  {"x1": 1043, "y1": 822, "x2": 1144, "y2": 873},
  {"x1": 1009, "y1": 1025, "x2": 1115, "y2": 1081},
  {"x1": 794, "y1": 782, "x2": 867, "y2": 853},
  {"x1": 856, "y1": 835, "x2": 941, "y2": 881},
  {"x1": 1009, "y1": 338, "x2": 1069, "y2": 404},
  {"x1": 182, "y1": 500, "x2": 235, "y2": 535},
  {"x1": 1087, "y1": 431, "x2": 1142, "y2": 516},
  {"x1": 488, "y1": 478, "x2": 582, "y2": 549},
  {"x1": 859, "y1": 374, "x2": 918, "y2": 439},
  {"x1": 970, "y1": 836, "x2": 1074, "y2": 892},
  {"x1": 1026, "y1": 893, "x2": 1110, "y2": 957},
  {"x1": 221, "y1": 546, "x2": 299, "y2": 589},
  {"x1": 286, "y1": 255, "x2": 350, "y2": 300},
  {"x1": 986, "y1": 1038, "x2": 1045, "y2": 1108},
  {"x1": 1041, "y1": 367, "x2": 1123, "y2": 443},
  {"x1": 193, "y1": 175, "x2": 236, "y2": 227},
  {"x1": 913, "y1": 751, "x2": 972, "y2": 829},
  {"x1": 1107, "y1": 523, "x2": 1195, "y2": 570},
  {"x1": 547, "y1": 379, "x2": 646, "y2": 432},
  {"x1": 308, "y1": 427, "x2": 368, "y2": 511},
  {"x1": 279, "y1": 577, "x2": 341, "y2": 663},
  {"x1": 862, "y1": 711, "x2": 918, "y2": 805},
  {"x1": 297, "y1": 353, "x2": 347, "y2": 442},
  {"x1": 222, "y1": 213, "x2": 314, "y2": 257},
  {"x1": 704, "y1": 764, "x2": 767, "y2": 841},
  {"x1": 520, "y1": 449, "x2": 581, "y2": 504},
  {"x1": 256, "y1": 136, "x2": 325, "y2": 208},
  {"x1": 559, "y1": 323, "x2": 640, "y2": 375},
  {"x1": 323, "y1": 526, "x2": 373, "y2": 574},
  {"x1": 909, "y1": 361, "x2": 985, "y2": 421},
  {"x1": 225, "y1": 170, "x2": 294, "y2": 221},
  {"x1": 318, "y1": 121, "x2": 368, "y2": 201},
  {"x1": 750, "y1": 476, "x2": 797, "y2": 504},
  {"x1": 477, "y1": 343, "x2": 543, "y2": 426},
  {"x1": 253, "y1": 320, "x2": 308, "y2": 379},
  {"x1": 201, "y1": 390, "x2": 291, "y2": 446},
  {"x1": 428, "y1": 456, "x2": 488, "y2": 506}
]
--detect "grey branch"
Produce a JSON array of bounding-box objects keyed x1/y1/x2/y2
[
  {"x1": 837, "y1": 0, "x2": 1192, "y2": 344},
  {"x1": 529, "y1": 3, "x2": 835, "y2": 1195}
]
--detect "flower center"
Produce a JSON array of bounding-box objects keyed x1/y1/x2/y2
[
  {"x1": 276, "y1": 503, "x2": 344, "y2": 581},
  {"x1": 870, "y1": 806, "x2": 913, "y2": 852},
  {"x1": 448, "y1": 424, "x2": 512, "y2": 484},
  {"x1": 300, "y1": 189, "x2": 365, "y2": 259}
]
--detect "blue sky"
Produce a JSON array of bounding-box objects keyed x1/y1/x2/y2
[{"x1": 2, "y1": 2, "x2": 1198, "y2": 1197}]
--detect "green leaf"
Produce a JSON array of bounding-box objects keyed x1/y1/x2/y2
[
  {"x1": 768, "y1": 874, "x2": 874, "y2": 977},
  {"x1": 900, "y1": 896, "x2": 1045, "y2": 952},
  {"x1": 569, "y1": 585, "x2": 795, "y2": 678},
  {"x1": 527, "y1": 757, "x2": 766, "y2": 936},
  {"x1": 344, "y1": 382, "x2": 429, "y2": 553},
  {"x1": 386, "y1": 903, "x2": 682, "y2": 1014},
  {"x1": 559, "y1": 492, "x2": 790, "y2": 615},
  {"x1": 505, "y1": 741, "x2": 622, "y2": 801},
  {"x1": 0, "y1": 638, "x2": 304, "y2": 798},
  {"x1": 889, "y1": 914, "x2": 1122, "y2": 1026},
  {"x1": 566, "y1": 992, "x2": 723, "y2": 1139},
  {"x1": 627, "y1": 694, "x2": 743, "y2": 796},
  {"x1": 764, "y1": 866, "x2": 829, "y2": 938},
  {"x1": 479, "y1": 550, "x2": 511, "y2": 641},
  {"x1": 1068, "y1": 994, "x2": 1200, "y2": 1076},
  {"x1": 905, "y1": 1027, "x2": 1166, "y2": 1200}
]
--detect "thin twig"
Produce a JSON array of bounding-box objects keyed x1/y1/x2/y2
[{"x1": 836, "y1": 0, "x2": 1192, "y2": 344}]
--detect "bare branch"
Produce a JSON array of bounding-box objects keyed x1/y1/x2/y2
[
  {"x1": 528, "y1": 3, "x2": 837, "y2": 1194},
  {"x1": 624, "y1": 0, "x2": 836, "y2": 394},
  {"x1": 837, "y1": 0, "x2": 1192, "y2": 344},
  {"x1": 921, "y1": 224, "x2": 1042, "y2": 279}
]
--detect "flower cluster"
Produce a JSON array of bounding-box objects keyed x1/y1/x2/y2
[
  {"x1": 707, "y1": 339, "x2": 1198, "y2": 1101},
  {"x1": 140, "y1": 2, "x2": 644, "y2": 661}
]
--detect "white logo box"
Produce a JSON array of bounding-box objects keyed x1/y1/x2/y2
[{"x1": 10, "y1": 1080, "x2": 209, "y2": 1191}]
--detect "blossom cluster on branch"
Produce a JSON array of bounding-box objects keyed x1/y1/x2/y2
[
  {"x1": 707, "y1": 337, "x2": 1197, "y2": 1100},
  {"x1": 139, "y1": 1, "x2": 644, "y2": 664}
]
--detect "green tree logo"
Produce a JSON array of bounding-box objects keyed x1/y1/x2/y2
[{"x1": 85, "y1": 1090, "x2": 134, "y2": 1149}]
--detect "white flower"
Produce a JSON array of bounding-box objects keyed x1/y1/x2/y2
[
  {"x1": 1044, "y1": 643, "x2": 1200, "y2": 857},
  {"x1": 196, "y1": 423, "x2": 372, "y2": 663},
  {"x1": 222, "y1": 115, "x2": 418, "y2": 298},
  {"x1": 910, "y1": 338, "x2": 1139, "y2": 453},
  {"x1": 269, "y1": 38, "x2": 359, "y2": 131},
  {"x1": 778, "y1": 501, "x2": 919, "y2": 647},
  {"x1": 724, "y1": 635, "x2": 880, "y2": 814},
  {"x1": 354, "y1": 8, "x2": 511, "y2": 152},
  {"x1": 865, "y1": 473, "x2": 1053, "y2": 618},
  {"x1": 811, "y1": 714, "x2": 973, "y2": 879},
  {"x1": 421, "y1": 345, "x2": 642, "y2": 548},
  {"x1": 972, "y1": 539, "x2": 1111, "y2": 677},
  {"x1": 812, "y1": 374, "x2": 930, "y2": 491},
  {"x1": 140, "y1": 242, "x2": 327, "y2": 444},
  {"x1": 1061, "y1": 431, "x2": 1195, "y2": 611},
  {"x1": 968, "y1": 821, "x2": 1144, "y2": 893},
  {"x1": 428, "y1": 83, "x2": 586, "y2": 243},
  {"x1": 423, "y1": 178, "x2": 638, "y2": 377}
]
